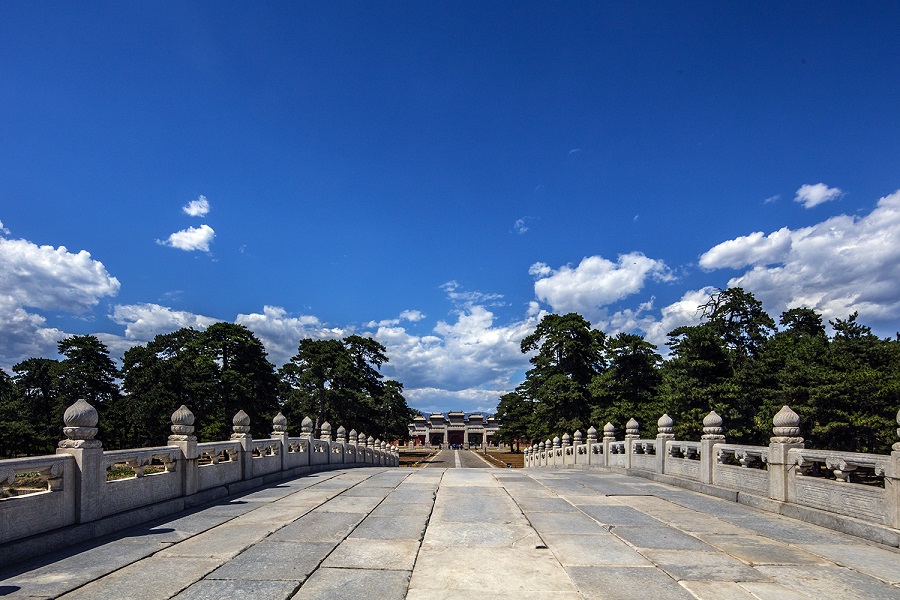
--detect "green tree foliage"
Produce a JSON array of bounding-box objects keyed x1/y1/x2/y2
[
  {"x1": 56, "y1": 335, "x2": 122, "y2": 444},
  {"x1": 591, "y1": 333, "x2": 663, "y2": 433},
  {"x1": 494, "y1": 391, "x2": 533, "y2": 451},
  {"x1": 10, "y1": 358, "x2": 62, "y2": 455},
  {"x1": 120, "y1": 328, "x2": 219, "y2": 447},
  {"x1": 192, "y1": 323, "x2": 280, "y2": 440},
  {"x1": 519, "y1": 313, "x2": 605, "y2": 439},
  {"x1": 279, "y1": 335, "x2": 413, "y2": 439},
  {"x1": 0, "y1": 370, "x2": 34, "y2": 457}
]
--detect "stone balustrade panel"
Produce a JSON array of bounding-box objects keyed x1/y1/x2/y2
[
  {"x1": 0, "y1": 454, "x2": 76, "y2": 545},
  {"x1": 663, "y1": 441, "x2": 702, "y2": 480},
  {"x1": 102, "y1": 447, "x2": 183, "y2": 517},
  {"x1": 197, "y1": 441, "x2": 243, "y2": 491},
  {"x1": 788, "y1": 448, "x2": 889, "y2": 524}
]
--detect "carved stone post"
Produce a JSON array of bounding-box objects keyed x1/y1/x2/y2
[
  {"x1": 231, "y1": 410, "x2": 253, "y2": 480},
  {"x1": 625, "y1": 419, "x2": 640, "y2": 469},
  {"x1": 573, "y1": 430, "x2": 583, "y2": 466},
  {"x1": 603, "y1": 423, "x2": 615, "y2": 468},
  {"x1": 320, "y1": 421, "x2": 332, "y2": 442},
  {"x1": 561, "y1": 433, "x2": 571, "y2": 466},
  {"x1": 56, "y1": 399, "x2": 104, "y2": 523},
  {"x1": 334, "y1": 425, "x2": 347, "y2": 465},
  {"x1": 656, "y1": 414, "x2": 674, "y2": 475},
  {"x1": 769, "y1": 406, "x2": 803, "y2": 502},
  {"x1": 587, "y1": 425, "x2": 597, "y2": 465},
  {"x1": 300, "y1": 416, "x2": 314, "y2": 439},
  {"x1": 169, "y1": 405, "x2": 198, "y2": 496},
  {"x1": 700, "y1": 411, "x2": 725, "y2": 485},
  {"x1": 538, "y1": 441, "x2": 545, "y2": 467},
  {"x1": 888, "y1": 410, "x2": 900, "y2": 529},
  {"x1": 348, "y1": 429, "x2": 358, "y2": 464},
  {"x1": 271, "y1": 412, "x2": 288, "y2": 471}
]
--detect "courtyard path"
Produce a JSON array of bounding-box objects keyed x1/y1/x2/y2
[{"x1": 3, "y1": 467, "x2": 900, "y2": 599}]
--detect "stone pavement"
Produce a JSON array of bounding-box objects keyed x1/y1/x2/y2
[{"x1": 3, "y1": 467, "x2": 900, "y2": 599}]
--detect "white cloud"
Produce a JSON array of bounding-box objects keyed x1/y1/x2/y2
[
  {"x1": 514, "y1": 218, "x2": 528, "y2": 234},
  {"x1": 0, "y1": 237, "x2": 121, "y2": 312},
  {"x1": 0, "y1": 235, "x2": 120, "y2": 368},
  {"x1": 110, "y1": 303, "x2": 220, "y2": 341},
  {"x1": 605, "y1": 288, "x2": 714, "y2": 352},
  {"x1": 703, "y1": 189, "x2": 900, "y2": 325},
  {"x1": 763, "y1": 194, "x2": 781, "y2": 204},
  {"x1": 182, "y1": 195, "x2": 210, "y2": 217},
  {"x1": 0, "y1": 220, "x2": 10, "y2": 235},
  {"x1": 157, "y1": 224, "x2": 215, "y2": 252},
  {"x1": 236, "y1": 306, "x2": 350, "y2": 367},
  {"x1": 440, "y1": 281, "x2": 504, "y2": 307},
  {"x1": 699, "y1": 228, "x2": 793, "y2": 270},
  {"x1": 794, "y1": 183, "x2": 842, "y2": 209},
  {"x1": 530, "y1": 253, "x2": 674, "y2": 322},
  {"x1": 365, "y1": 309, "x2": 427, "y2": 329}
]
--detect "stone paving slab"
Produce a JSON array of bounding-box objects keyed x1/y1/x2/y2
[
  {"x1": 755, "y1": 565, "x2": 900, "y2": 599},
  {"x1": 566, "y1": 565, "x2": 696, "y2": 599},
  {"x1": 421, "y1": 520, "x2": 542, "y2": 549},
  {"x1": 349, "y1": 515, "x2": 428, "y2": 540},
  {"x1": 269, "y1": 510, "x2": 367, "y2": 542},
  {"x1": 642, "y1": 549, "x2": 768, "y2": 582},
  {"x1": 408, "y1": 546, "x2": 579, "y2": 593},
  {"x1": 541, "y1": 533, "x2": 653, "y2": 566},
  {"x1": 797, "y1": 542, "x2": 900, "y2": 584},
  {"x1": 0, "y1": 541, "x2": 161, "y2": 598},
  {"x1": 291, "y1": 568, "x2": 410, "y2": 600},
  {"x1": 611, "y1": 525, "x2": 716, "y2": 550},
  {"x1": 681, "y1": 580, "x2": 812, "y2": 600},
  {"x1": 172, "y1": 579, "x2": 299, "y2": 600},
  {"x1": 322, "y1": 538, "x2": 419, "y2": 570},
  {"x1": 56, "y1": 557, "x2": 222, "y2": 600},
  {"x1": 697, "y1": 534, "x2": 828, "y2": 566},
  {"x1": 205, "y1": 540, "x2": 335, "y2": 581},
  {"x1": 155, "y1": 523, "x2": 270, "y2": 559}
]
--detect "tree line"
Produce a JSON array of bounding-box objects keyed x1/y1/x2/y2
[
  {"x1": 0, "y1": 323, "x2": 416, "y2": 458},
  {"x1": 495, "y1": 288, "x2": 900, "y2": 454}
]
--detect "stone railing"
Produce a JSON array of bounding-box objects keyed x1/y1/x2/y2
[
  {"x1": 0, "y1": 399, "x2": 398, "y2": 566},
  {"x1": 525, "y1": 406, "x2": 900, "y2": 546}
]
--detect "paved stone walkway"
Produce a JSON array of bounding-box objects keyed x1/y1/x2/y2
[{"x1": 3, "y1": 467, "x2": 900, "y2": 599}]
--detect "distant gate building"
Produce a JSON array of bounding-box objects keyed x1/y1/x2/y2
[{"x1": 408, "y1": 412, "x2": 500, "y2": 449}]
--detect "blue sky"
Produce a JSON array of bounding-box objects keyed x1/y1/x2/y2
[{"x1": 2, "y1": 3, "x2": 900, "y2": 415}]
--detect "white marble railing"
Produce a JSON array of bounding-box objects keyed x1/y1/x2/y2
[
  {"x1": 525, "y1": 406, "x2": 900, "y2": 538},
  {"x1": 0, "y1": 400, "x2": 399, "y2": 553}
]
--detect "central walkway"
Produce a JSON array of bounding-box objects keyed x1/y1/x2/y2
[{"x1": 3, "y1": 460, "x2": 900, "y2": 599}]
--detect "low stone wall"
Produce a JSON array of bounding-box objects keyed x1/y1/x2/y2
[
  {"x1": 525, "y1": 406, "x2": 900, "y2": 547},
  {"x1": 0, "y1": 401, "x2": 398, "y2": 568}
]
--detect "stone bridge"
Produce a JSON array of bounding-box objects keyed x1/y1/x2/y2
[{"x1": 3, "y1": 402, "x2": 900, "y2": 598}]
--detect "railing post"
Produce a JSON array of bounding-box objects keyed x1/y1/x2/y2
[
  {"x1": 271, "y1": 412, "x2": 288, "y2": 472},
  {"x1": 625, "y1": 419, "x2": 640, "y2": 469},
  {"x1": 320, "y1": 422, "x2": 332, "y2": 464},
  {"x1": 656, "y1": 414, "x2": 674, "y2": 475},
  {"x1": 768, "y1": 406, "x2": 804, "y2": 502},
  {"x1": 232, "y1": 410, "x2": 253, "y2": 480},
  {"x1": 889, "y1": 409, "x2": 900, "y2": 529},
  {"x1": 700, "y1": 411, "x2": 725, "y2": 485},
  {"x1": 335, "y1": 425, "x2": 346, "y2": 464},
  {"x1": 603, "y1": 423, "x2": 615, "y2": 468},
  {"x1": 573, "y1": 430, "x2": 582, "y2": 465},
  {"x1": 562, "y1": 433, "x2": 571, "y2": 466},
  {"x1": 349, "y1": 429, "x2": 358, "y2": 464},
  {"x1": 169, "y1": 405, "x2": 198, "y2": 496},
  {"x1": 586, "y1": 426, "x2": 597, "y2": 465},
  {"x1": 56, "y1": 399, "x2": 104, "y2": 524}
]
